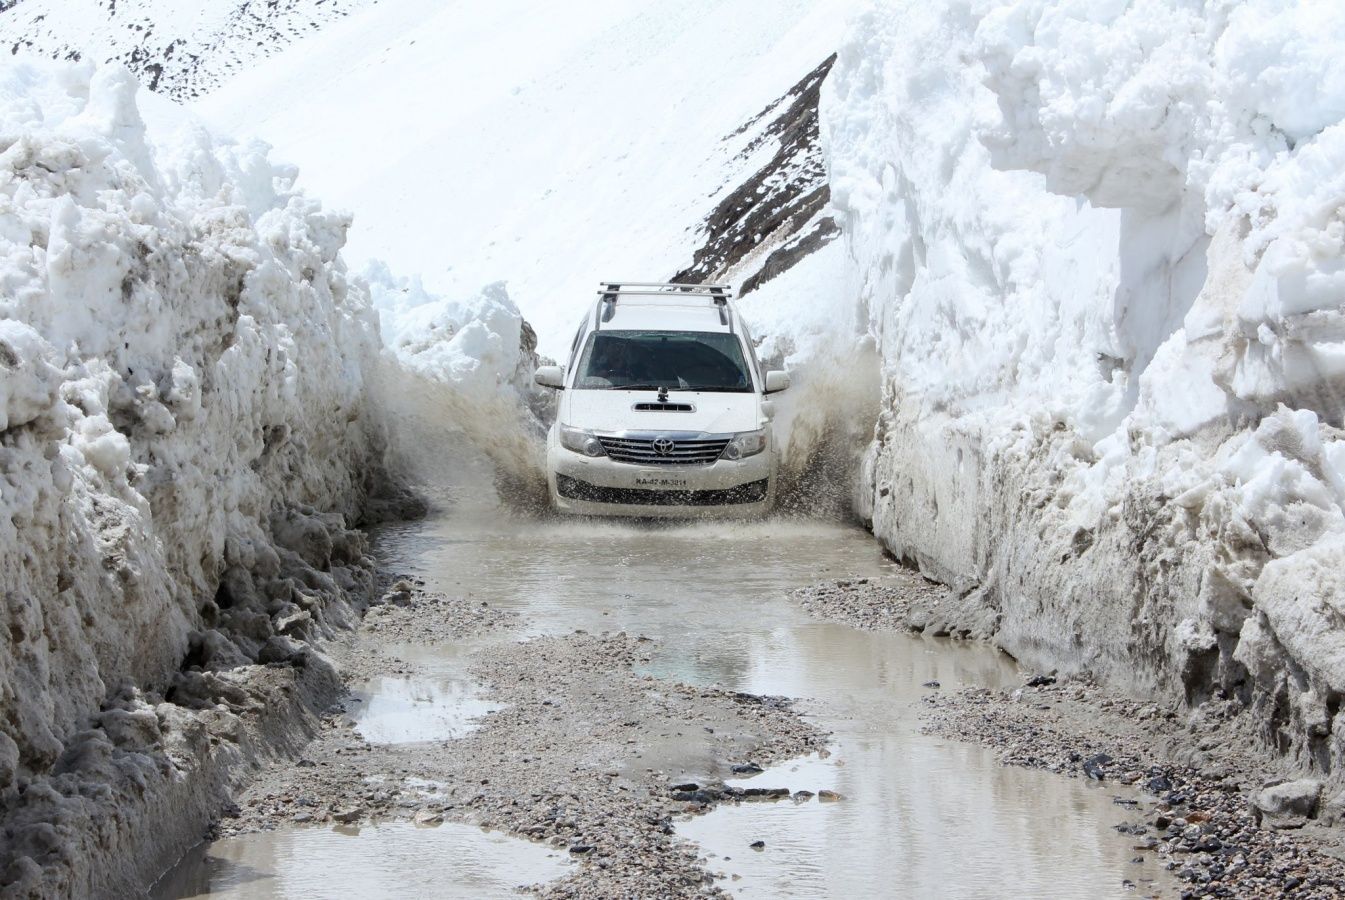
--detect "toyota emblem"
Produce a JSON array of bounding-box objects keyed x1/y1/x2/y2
[{"x1": 652, "y1": 437, "x2": 676, "y2": 456}]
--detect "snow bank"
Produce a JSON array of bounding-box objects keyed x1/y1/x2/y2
[
  {"x1": 827, "y1": 0, "x2": 1345, "y2": 777},
  {"x1": 0, "y1": 59, "x2": 396, "y2": 893}
]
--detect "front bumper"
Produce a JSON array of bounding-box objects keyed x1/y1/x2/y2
[{"x1": 546, "y1": 445, "x2": 775, "y2": 518}]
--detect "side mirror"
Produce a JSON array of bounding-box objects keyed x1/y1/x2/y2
[
  {"x1": 764, "y1": 370, "x2": 790, "y2": 394},
  {"x1": 534, "y1": 365, "x2": 565, "y2": 389}
]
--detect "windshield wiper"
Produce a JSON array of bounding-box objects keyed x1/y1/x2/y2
[{"x1": 604, "y1": 383, "x2": 666, "y2": 391}]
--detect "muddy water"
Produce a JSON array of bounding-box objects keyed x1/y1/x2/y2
[
  {"x1": 152, "y1": 822, "x2": 569, "y2": 899},
  {"x1": 171, "y1": 511, "x2": 1174, "y2": 898},
  {"x1": 347, "y1": 642, "x2": 502, "y2": 743},
  {"x1": 370, "y1": 511, "x2": 1174, "y2": 898}
]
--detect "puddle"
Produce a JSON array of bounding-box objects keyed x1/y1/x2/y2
[
  {"x1": 370, "y1": 512, "x2": 1178, "y2": 897},
  {"x1": 348, "y1": 674, "x2": 501, "y2": 744},
  {"x1": 682, "y1": 748, "x2": 1171, "y2": 898},
  {"x1": 345, "y1": 642, "x2": 503, "y2": 744},
  {"x1": 151, "y1": 823, "x2": 569, "y2": 899}
]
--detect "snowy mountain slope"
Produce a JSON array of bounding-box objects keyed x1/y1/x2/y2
[
  {"x1": 828, "y1": 0, "x2": 1345, "y2": 779},
  {"x1": 194, "y1": 0, "x2": 860, "y2": 357},
  {"x1": 0, "y1": 0, "x2": 375, "y2": 100},
  {"x1": 672, "y1": 54, "x2": 838, "y2": 295}
]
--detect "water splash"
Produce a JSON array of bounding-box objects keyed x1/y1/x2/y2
[
  {"x1": 771, "y1": 336, "x2": 882, "y2": 520},
  {"x1": 370, "y1": 356, "x2": 549, "y2": 513}
]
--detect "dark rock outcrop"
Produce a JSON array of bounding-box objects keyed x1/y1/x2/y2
[{"x1": 673, "y1": 54, "x2": 839, "y2": 294}]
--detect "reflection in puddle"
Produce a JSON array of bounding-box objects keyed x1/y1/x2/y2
[
  {"x1": 682, "y1": 747, "x2": 1172, "y2": 898},
  {"x1": 349, "y1": 674, "x2": 502, "y2": 744},
  {"x1": 151, "y1": 823, "x2": 569, "y2": 900}
]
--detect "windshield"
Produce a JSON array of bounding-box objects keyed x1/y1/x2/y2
[{"x1": 574, "y1": 330, "x2": 753, "y2": 392}]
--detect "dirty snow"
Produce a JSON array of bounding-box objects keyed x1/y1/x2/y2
[{"x1": 0, "y1": 55, "x2": 383, "y2": 764}]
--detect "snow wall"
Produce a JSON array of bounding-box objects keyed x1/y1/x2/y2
[
  {"x1": 0, "y1": 60, "x2": 488, "y2": 894},
  {"x1": 827, "y1": 0, "x2": 1345, "y2": 778}
]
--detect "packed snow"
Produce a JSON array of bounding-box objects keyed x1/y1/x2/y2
[
  {"x1": 828, "y1": 0, "x2": 1345, "y2": 770},
  {"x1": 0, "y1": 56, "x2": 398, "y2": 891},
  {"x1": 0, "y1": 55, "x2": 379, "y2": 755}
]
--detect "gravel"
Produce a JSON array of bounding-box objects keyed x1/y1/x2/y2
[
  {"x1": 792, "y1": 570, "x2": 945, "y2": 630},
  {"x1": 222, "y1": 581, "x2": 826, "y2": 898}
]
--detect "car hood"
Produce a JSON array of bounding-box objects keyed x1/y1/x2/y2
[{"x1": 563, "y1": 389, "x2": 760, "y2": 435}]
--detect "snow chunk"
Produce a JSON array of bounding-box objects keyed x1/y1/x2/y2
[
  {"x1": 0, "y1": 320, "x2": 62, "y2": 431},
  {"x1": 1255, "y1": 535, "x2": 1345, "y2": 694}
]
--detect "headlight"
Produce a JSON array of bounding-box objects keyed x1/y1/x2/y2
[
  {"x1": 721, "y1": 429, "x2": 768, "y2": 460},
  {"x1": 559, "y1": 425, "x2": 606, "y2": 457}
]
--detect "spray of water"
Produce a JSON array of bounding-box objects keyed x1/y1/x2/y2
[
  {"x1": 370, "y1": 356, "x2": 551, "y2": 514},
  {"x1": 770, "y1": 335, "x2": 882, "y2": 521},
  {"x1": 370, "y1": 328, "x2": 880, "y2": 525}
]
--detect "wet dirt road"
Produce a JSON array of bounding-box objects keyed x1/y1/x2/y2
[{"x1": 155, "y1": 511, "x2": 1176, "y2": 898}]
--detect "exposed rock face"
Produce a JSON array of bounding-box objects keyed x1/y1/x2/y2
[
  {"x1": 673, "y1": 54, "x2": 839, "y2": 294},
  {"x1": 0, "y1": 0, "x2": 374, "y2": 100}
]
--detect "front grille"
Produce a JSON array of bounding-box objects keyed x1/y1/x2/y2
[
  {"x1": 597, "y1": 436, "x2": 730, "y2": 465},
  {"x1": 557, "y1": 475, "x2": 769, "y2": 507}
]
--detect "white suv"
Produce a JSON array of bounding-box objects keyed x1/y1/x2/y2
[{"x1": 534, "y1": 282, "x2": 789, "y2": 517}]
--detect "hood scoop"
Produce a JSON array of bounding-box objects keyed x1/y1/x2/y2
[
  {"x1": 633, "y1": 387, "x2": 694, "y2": 411},
  {"x1": 633, "y1": 401, "x2": 695, "y2": 412}
]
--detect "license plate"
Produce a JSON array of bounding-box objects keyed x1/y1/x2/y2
[{"x1": 634, "y1": 476, "x2": 689, "y2": 489}]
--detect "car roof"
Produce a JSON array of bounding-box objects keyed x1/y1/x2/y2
[
  {"x1": 585, "y1": 282, "x2": 739, "y2": 336},
  {"x1": 601, "y1": 301, "x2": 732, "y2": 334}
]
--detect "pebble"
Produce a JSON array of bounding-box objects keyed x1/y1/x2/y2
[{"x1": 1083, "y1": 753, "x2": 1112, "y2": 781}]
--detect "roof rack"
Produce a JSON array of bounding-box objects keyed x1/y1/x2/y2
[{"x1": 594, "y1": 282, "x2": 733, "y2": 330}]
